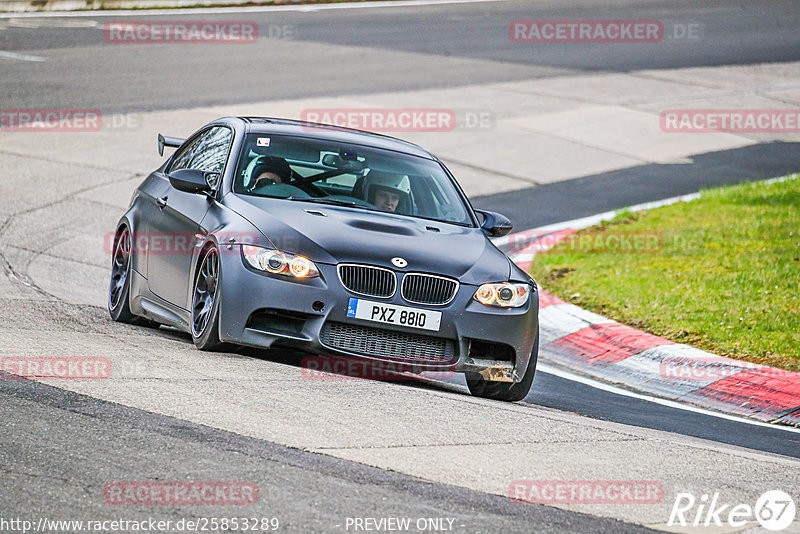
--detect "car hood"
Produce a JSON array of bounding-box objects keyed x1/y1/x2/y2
[{"x1": 227, "y1": 195, "x2": 511, "y2": 284}]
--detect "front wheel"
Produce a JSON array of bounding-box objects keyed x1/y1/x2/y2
[
  {"x1": 191, "y1": 245, "x2": 229, "y2": 351},
  {"x1": 466, "y1": 332, "x2": 538, "y2": 402}
]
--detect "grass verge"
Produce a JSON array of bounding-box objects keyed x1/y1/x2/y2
[{"x1": 529, "y1": 174, "x2": 800, "y2": 372}]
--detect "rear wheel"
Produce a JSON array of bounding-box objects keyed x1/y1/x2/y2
[
  {"x1": 109, "y1": 227, "x2": 160, "y2": 327},
  {"x1": 108, "y1": 227, "x2": 137, "y2": 323},
  {"x1": 466, "y1": 332, "x2": 538, "y2": 402},
  {"x1": 191, "y1": 245, "x2": 229, "y2": 351}
]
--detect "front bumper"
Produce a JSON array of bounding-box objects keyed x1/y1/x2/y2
[{"x1": 217, "y1": 251, "x2": 539, "y2": 381}]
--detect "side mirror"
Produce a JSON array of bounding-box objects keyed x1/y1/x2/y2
[
  {"x1": 475, "y1": 209, "x2": 513, "y2": 237},
  {"x1": 168, "y1": 169, "x2": 217, "y2": 195}
]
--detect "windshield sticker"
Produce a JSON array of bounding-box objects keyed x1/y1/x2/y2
[{"x1": 257, "y1": 137, "x2": 270, "y2": 147}]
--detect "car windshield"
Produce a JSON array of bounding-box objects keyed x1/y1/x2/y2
[{"x1": 232, "y1": 134, "x2": 473, "y2": 226}]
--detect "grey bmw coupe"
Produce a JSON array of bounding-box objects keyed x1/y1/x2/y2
[{"x1": 109, "y1": 117, "x2": 539, "y2": 401}]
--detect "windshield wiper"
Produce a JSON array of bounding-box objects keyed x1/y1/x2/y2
[{"x1": 286, "y1": 196, "x2": 369, "y2": 209}]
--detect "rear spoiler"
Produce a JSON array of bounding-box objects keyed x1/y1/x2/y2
[{"x1": 158, "y1": 133, "x2": 185, "y2": 157}]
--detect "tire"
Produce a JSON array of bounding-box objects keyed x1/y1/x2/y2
[
  {"x1": 109, "y1": 227, "x2": 161, "y2": 327},
  {"x1": 466, "y1": 331, "x2": 539, "y2": 402},
  {"x1": 191, "y1": 245, "x2": 229, "y2": 351},
  {"x1": 108, "y1": 227, "x2": 138, "y2": 323}
]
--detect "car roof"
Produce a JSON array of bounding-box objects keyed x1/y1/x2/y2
[{"x1": 236, "y1": 117, "x2": 436, "y2": 160}]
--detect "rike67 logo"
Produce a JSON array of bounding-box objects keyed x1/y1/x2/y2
[{"x1": 669, "y1": 490, "x2": 796, "y2": 531}]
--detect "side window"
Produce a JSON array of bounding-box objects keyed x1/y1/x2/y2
[{"x1": 168, "y1": 127, "x2": 233, "y2": 178}]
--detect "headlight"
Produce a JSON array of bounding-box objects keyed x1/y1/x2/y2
[
  {"x1": 474, "y1": 282, "x2": 530, "y2": 308},
  {"x1": 241, "y1": 245, "x2": 319, "y2": 278}
]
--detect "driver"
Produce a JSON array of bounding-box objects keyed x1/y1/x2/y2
[
  {"x1": 248, "y1": 156, "x2": 292, "y2": 191},
  {"x1": 362, "y1": 171, "x2": 411, "y2": 213}
]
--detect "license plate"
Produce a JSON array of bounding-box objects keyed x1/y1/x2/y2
[{"x1": 346, "y1": 298, "x2": 441, "y2": 332}]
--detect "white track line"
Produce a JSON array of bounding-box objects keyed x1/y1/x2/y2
[
  {"x1": 0, "y1": 0, "x2": 505, "y2": 19},
  {"x1": 537, "y1": 362, "x2": 800, "y2": 434},
  {"x1": 0, "y1": 50, "x2": 45, "y2": 61}
]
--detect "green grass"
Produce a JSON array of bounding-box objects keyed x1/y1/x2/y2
[{"x1": 529, "y1": 174, "x2": 800, "y2": 372}]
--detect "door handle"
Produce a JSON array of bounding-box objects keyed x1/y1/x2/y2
[{"x1": 156, "y1": 195, "x2": 168, "y2": 209}]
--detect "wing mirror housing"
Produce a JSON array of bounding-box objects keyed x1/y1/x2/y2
[
  {"x1": 168, "y1": 169, "x2": 218, "y2": 195},
  {"x1": 475, "y1": 209, "x2": 513, "y2": 237}
]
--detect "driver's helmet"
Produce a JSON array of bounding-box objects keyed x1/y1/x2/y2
[
  {"x1": 363, "y1": 170, "x2": 411, "y2": 208},
  {"x1": 247, "y1": 156, "x2": 292, "y2": 190}
]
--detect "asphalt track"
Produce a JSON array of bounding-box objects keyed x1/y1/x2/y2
[
  {"x1": 1, "y1": 0, "x2": 800, "y2": 112},
  {"x1": 2, "y1": 0, "x2": 800, "y2": 531},
  {"x1": 1, "y1": 374, "x2": 651, "y2": 534}
]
